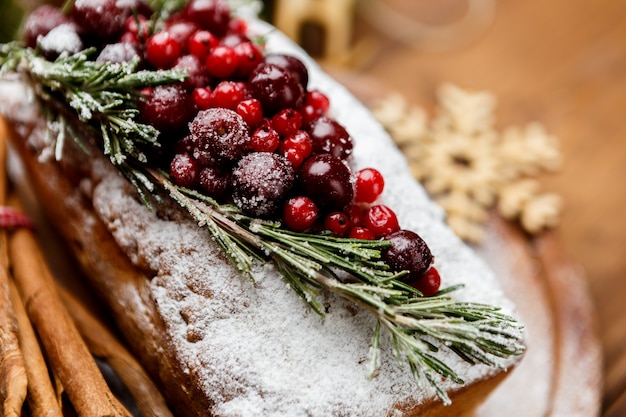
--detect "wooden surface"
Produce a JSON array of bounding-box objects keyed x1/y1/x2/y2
[{"x1": 316, "y1": 0, "x2": 625, "y2": 415}]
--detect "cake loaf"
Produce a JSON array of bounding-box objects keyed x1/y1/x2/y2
[{"x1": 1, "y1": 2, "x2": 524, "y2": 416}]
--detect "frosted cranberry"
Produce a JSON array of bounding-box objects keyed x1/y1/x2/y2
[
  {"x1": 324, "y1": 211, "x2": 349, "y2": 236},
  {"x1": 39, "y1": 24, "x2": 83, "y2": 60},
  {"x1": 189, "y1": 108, "x2": 250, "y2": 165},
  {"x1": 236, "y1": 98, "x2": 263, "y2": 128},
  {"x1": 249, "y1": 125, "x2": 280, "y2": 152},
  {"x1": 71, "y1": 0, "x2": 136, "y2": 42},
  {"x1": 411, "y1": 267, "x2": 441, "y2": 297},
  {"x1": 188, "y1": 30, "x2": 218, "y2": 58},
  {"x1": 140, "y1": 85, "x2": 195, "y2": 133},
  {"x1": 307, "y1": 117, "x2": 353, "y2": 159},
  {"x1": 23, "y1": 5, "x2": 71, "y2": 48},
  {"x1": 272, "y1": 108, "x2": 303, "y2": 137},
  {"x1": 96, "y1": 42, "x2": 141, "y2": 64},
  {"x1": 263, "y1": 54, "x2": 309, "y2": 90},
  {"x1": 298, "y1": 154, "x2": 353, "y2": 211},
  {"x1": 166, "y1": 21, "x2": 199, "y2": 54},
  {"x1": 184, "y1": 0, "x2": 231, "y2": 37},
  {"x1": 220, "y1": 32, "x2": 251, "y2": 47},
  {"x1": 173, "y1": 55, "x2": 210, "y2": 89},
  {"x1": 305, "y1": 90, "x2": 330, "y2": 113},
  {"x1": 170, "y1": 153, "x2": 199, "y2": 188},
  {"x1": 283, "y1": 196, "x2": 318, "y2": 231},
  {"x1": 232, "y1": 153, "x2": 295, "y2": 217},
  {"x1": 349, "y1": 227, "x2": 375, "y2": 240},
  {"x1": 382, "y1": 230, "x2": 433, "y2": 281},
  {"x1": 199, "y1": 166, "x2": 231, "y2": 198},
  {"x1": 174, "y1": 135, "x2": 194, "y2": 154},
  {"x1": 364, "y1": 205, "x2": 400, "y2": 237},
  {"x1": 228, "y1": 17, "x2": 247, "y2": 34},
  {"x1": 193, "y1": 87, "x2": 213, "y2": 109},
  {"x1": 354, "y1": 168, "x2": 385, "y2": 204},
  {"x1": 233, "y1": 41, "x2": 264, "y2": 79},
  {"x1": 124, "y1": 15, "x2": 150, "y2": 40},
  {"x1": 248, "y1": 63, "x2": 305, "y2": 115},
  {"x1": 205, "y1": 45, "x2": 238, "y2": 78},
  {"x1": 211, "y1": 81, "x2": 246, "y2": 110},
  {"x1": 146, "y1": 32, "x2": 181, "y2": 68},
  {"x1": 279, "y1": 130, "x2": 312, "y2": 168}
]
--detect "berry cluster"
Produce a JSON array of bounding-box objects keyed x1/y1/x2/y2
[{"x1": 22, "y1": 0, "x2": 440, "y2": 296}]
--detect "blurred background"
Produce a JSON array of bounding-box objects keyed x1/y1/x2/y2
[{"x1": 1, "y1": 0, "x2": 625, "y2": 416}]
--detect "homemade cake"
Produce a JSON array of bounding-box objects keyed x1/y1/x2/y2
[{"x1": 0, "y1": 1, "x2": 524, "y2": 416}]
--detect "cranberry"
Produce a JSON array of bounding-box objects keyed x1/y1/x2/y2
[
  {"x1": 263, "y1": 54, "x2": 309, "y2": 90},
  {"x1": 227, "y1": 17, "x2": 247, "y2": 34},
  {"x1": 324, "y1": 211, "x2": 349, "y2": 236},
  {"x1": 205, "y1": 45, "x2": 238, "y2": 79},
  {"x1": 283, "y1": 196, "x2": 318, "y2": 231},
  {"x1": 345, "y1": 204, "x2": 365, "y2": 229},
  {"x1": 146, "y1": 32, "x2": 181, "y2": 69},
  {"x1": 298, "y1": 154, "x2": 354, "y2": 211},
  {"x1": 363, "y1": 205, "x2": 400, "y2": 237},
  {"x1": 166, "y1": 20, "x2": 199, "y2": 54},
  {"x1": 232, "y1": 153, "x2": 295, "y2": 217},
  {"x1": 382, "y1": 230, "x2": 433, "y2": 281},
  {"x1": 193, "y1": 87, "x2": 213, "y2": 109},
  {"x1": 188, "y1": 30, "x2": 219, "y2": 58},
  {"x1": 301, "y1": 104, "x2": 324, "y2": 125},
  {"x1": 172, "y1": 54, "x2": 210, "y2": 90},
  {"x1": 170, "y1": 153, "x2": 199, "y2": 188},
  {"x1": 184, "y1": 0, "x2": 231, "y2": 37},
  {"x1": 189, "y1": 108, "x2": 250, "y2": 165},
  {"x1": 248, "y1": 63, "x2": 305, "y2": 115},
  {"x1": 210, "y1": 81, "x2": 246, "y2": 110},
  {"x1": 140, "y1": 84, "x2": 195, "y2": 133},
  {"x1": 199, "y1": 166, "x2": 231, "y2": 198},
  {"x1": 272, "y1": 108, "x2": 303, "y2": 137},
  {"x1": 411, "y1": 267, "x2": 441, "y2": 297},
  {"x1": 305, "y1": 90, "x2": 330, "y2": 113},
  {"x1": 236, "y1": 98, "x2": 264, "y2": 128},
  {"x1": 38, "y1": 25, "x2": 83, "y2": 60},
  {"x1": 354, "y1": 168, "x2": 385, "y2": 204},
  {"x1": 233, "y1": 42, "x2": 264, "y2": 79},
  {"x1": 71, "y1": 0, "x2": 136, "y2": 42},
  {"x1": 96, "y1": 42, "x2": 141, "y2": 64},
  {"x1": 348, "y1": 227, "x2": 375, "y2": 240},
  {"x1": 307, "y1": 116, "x2": 353, "y2": 160},
  {"x1": 124, "y1": 15, "x2": 150, "y2": 40},
  {"x1": 23, "y1": 5, "x2": 71, "y2": 48},
  {"x1": 279, "y1": 130, "x2": 312, "y2": 168},
  {"x1": 249, "y1": 125, "x2": 280, "y2": 152}
]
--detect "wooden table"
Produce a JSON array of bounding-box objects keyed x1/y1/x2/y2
[{"x1": 317, "y1": 0, "x2": 625, "y2": 415}]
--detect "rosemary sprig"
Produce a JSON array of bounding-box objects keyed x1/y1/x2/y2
[{"x1": 0, "y1": 43, "x2": 525, "y2": 403}]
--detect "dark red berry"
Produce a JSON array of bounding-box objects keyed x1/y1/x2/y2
[
  {"x1": 307, "y1": 116, "x2": 353, "y2": 159},
  {"x1": 205, "y1": 45, "x2": 238, "y2": 78},
  {"x1": 283, "y1": 196, "x2": 318, "y2": 231},
  {"x1": 23, "y1": 5, "x2": 71, "y2": 48},
  {"x1": 411, "y1": 267, "x2": 441, "y2": 297},
  {"x1": 124, "y1": 15, "x2": 150, "y2": 40},
  {"x1": 345, "y1": 204, "x2": 365, "y2": 229},
  {"x1": 279, "y1": 130, "x2": 312, "y2": 168},
  {"x1": 236, "y1": 98, "x2": 264, "y2": 128},
  {"x1": 199, "y1": 166, "x2": 231, "y2": 198},
  {"x1": 166, "y1": 20, "x2": 200, "y2": 54},
  {"x1": 189, "y1": 108, "x2": 250, "y2": 165},
  {"x1": 193, "y1": 87, "x2": 213, "y2": 109},
  {"x1": 38, "y1": 24, "x2": 83, "y2": 60},
  {"x1": 210, "y1": 80, "x2": 246, "y2": 110},
  {"x1": 305, "y1": 90, "x2": 330, "y2": 113},
  {"x1": 146, "y1": 31, "x2": 181, "y2": 68},
  {"x1": 348, "y1": 227, "x2": 375, "y2": 240},
  {"x1": 300, "y1": 104, "x2": 324, "y2": 125},
  {"x1": 232, "y1": 153, "x2": 295, "y2": 217},
  {"x1": 249, "y1": 125, "x2": 280, "y2": 152},
  {"x1": 71, "y1": 0, "x2": 138, "y2": 42},
  {"x1": 324, "y1": 211, "x2": 349, "y2": 236},
  {"x1": 354, "y1": 168, "x2": 385, "y2": 204},
  {"x1": 233, "y1": 41, "x2": 264, "y2": 79},
  {"x1": 140, "y1": 84, "x2": 195, "y2": 133},
  {"x1": 248, "y1": 63, "x2": 305, "y2": 115},
  {"x1": 363, "y1": 205, "x2": 400, "y2": 237},
  {"x1": 298, "y1": 154, "x2": 354, "y2": 211},
  {"x1": 263, "y1": 54, "x2": 309, "y2": 90},
  {"x1": 188, "y1": 30, "x2": 219, "y2": 58},
  {"x1": 382, "y1": 230, "x2": 433, "y2": 281},
  {"x1": 96, "y1": 42, "x2": 141, "y2": 64},
  {"x1": 172, "y1": 54, "x2": 210, "y2": 89},
  {"x1": 184, "y1": 0, "x2": 231, "y2": 37},
  {"x1": 272, "y1": 108, "x2": 303, "y2": 137},
  {"x1": 170, "y1": 153, "x2": 199, "y2": 188}
]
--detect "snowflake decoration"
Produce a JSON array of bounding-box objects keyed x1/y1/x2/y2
[{"x1": 372, "y1": 83, "x2": 563, "y2": 243}]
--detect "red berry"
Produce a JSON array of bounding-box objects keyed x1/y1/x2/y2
[
  {"x1": 146, "y1": 31, "x2": 181, "y2": 68},
  {"x1": 298, "y1": 154, "x2": 354, "y2": 211},
  {"x1": 211, "y1": 80, "x2": 246, "y2": 109},
  {"x1": 170, "y1": 153, "x2": 199, "y2": 188},
  {"x1": 193, "y1": 87, "x2": 213, "y2": 109},
  {"x1": 124, "y1": 15, "x2": 150, "y2": 40},
  {"x1": 199, "y1": 166, "x2": 231, "y2": 198},
  {"x1": 382, "y1": 229, "x2": 433, "y2": 280},
  {"x1": 345, "y1": 204, "x2": 365, "y2": 229},
  {"x1": 233, "y1": 41, "x2": 264, "y2": 79},
  {"x1": 184, "y1": 0, "x2": 231, "y2": 37},
  {"x1": 305, "y1": 90, "x2": 330, "y2": 113},
  {"x1": 249, "y1": 125, "x2": 280, "y2": 152},
  {"x1": 272, "y1": 108, "x2": 303, "y2": 137},
  {"x1": 411, "y1": 267, "x2": 441, "y2": 297},
  {"x1": 166, "y1": 20, "x2": 200, "y2": 54},
  {"x1": 248, "y1": 63, "x2": 305, "y2": 115},
  {"x1": 237, "y1": 98, "x2": 264, "y2": 127},
  {"x1": 205, "y1": 45, "x2": 238, "y2": 78},
  {"x1": 283, "y1": 196, "x2": 318, "y2": 231},
  {"x1": 300, "y1": 104, "x2": 323, "y2": 125},
  {"x1": 279, "y1": 130, "x2": 312, "y2": 168},
  {"x1": 324, "y1": 211, "x2": 349, "y2": 236},
  {"x1": 188, "y1": 30, "x2": 218, "y2": 58},
  {"x1": 348, "y1": 227, "x2": 375, "y2": 240},
  {"x1": 354, "y1": 168, "x2": 385, "y2": 204},
  {"x1": 363, "y1": 205, "x2": 400, "y2": 237},
  {"x1": 307, "y1": 116, "x2": 353, "y2": 160},
  {"x1": 228, "y1": 17, "x2": 247, "y2": 34}
]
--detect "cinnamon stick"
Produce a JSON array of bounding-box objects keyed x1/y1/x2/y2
[
  {"x1": 8, "y1": 197, "x2": 132, "y2": 417},
  {"x1": 0, "y1": 118, "x2": 27, "y2": 417},
  {"x1": 8, "y1": 279, "x2": 61, "y2": 416}
]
